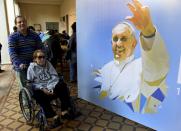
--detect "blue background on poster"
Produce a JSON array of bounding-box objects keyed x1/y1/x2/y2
[{"x1": 77, "y1": 0, "x2": 181, "y2": 130}]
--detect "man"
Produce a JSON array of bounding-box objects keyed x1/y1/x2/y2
[
  {"x1": 61, "y1": 30, "x2": 70, "y2": 45},
  {"x1": 8, "y1": 16, "x2": 43, "y2": 90},
  {"x1": 46, "y1": 30, "x2": 62, "y2": 68},
  {"x1": 94, "y1": 0, "x2": 169, "y2": 113},
  {"x1": 66, "y1": 22, "x2": 77, "y2": 83}
]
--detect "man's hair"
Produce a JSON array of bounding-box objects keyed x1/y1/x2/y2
[
  {"x1": 112, "y1": 22, "x2": 135, "y2": 36},
  {"x1": 71, "y1": 22, "x2": 76, "y2": 32},
  {"x1": 48, "y1": 29, "x2": 55, "y2": 35},
  {"x1": 62, "y1": 30, "x2": 66, "y2": 34},
  {"x1": 14, "y1": 16, "x2": 26, "y2": 24},
  {"x1": 28, "y1": 26, "x2": 35, "y2": 31},
  {"x1": 13, "y1": 26, "x2": 17, "y2": 32}
]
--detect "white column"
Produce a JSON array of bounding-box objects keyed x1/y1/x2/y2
[
  {"x1": 0, "y1": 0, "x2": 10, "y2": 64},
  {"x1": 14, "y1": 1, "x2": 20, "y2": 16},
  {"x1": 6, "y1": 0, "x2": 16, "y2": 33}
]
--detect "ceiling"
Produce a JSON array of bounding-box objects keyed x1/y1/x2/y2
[{"x1": 16, "y1": 0, "x2": 64, "y2": 5}]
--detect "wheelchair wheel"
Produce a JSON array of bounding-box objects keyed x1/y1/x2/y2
[
  {"x1": 19, "y1": 88, "x2": 35, "y2": 124},
  {"x1": 39, "y1": 111, "x2": 46, "y2": 131}
]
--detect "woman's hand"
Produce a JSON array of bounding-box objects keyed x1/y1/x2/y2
[{"x1": 42, "y1": 88, "x2": 54, "y2": 95}]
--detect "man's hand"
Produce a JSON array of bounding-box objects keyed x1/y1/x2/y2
[
  {"x1": 126, "y1": 0, "x2": 155, "y2": 37},
  {"x1": 42, "y1": 88, "x2": 54, "y2": 95},
  {"x1": 19, "y1": 64, "x2": 27, "y2": 70}
]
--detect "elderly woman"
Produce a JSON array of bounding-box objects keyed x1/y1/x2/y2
[{"x1": 27, "y1": 49, "x2": 74, "y2": 128}]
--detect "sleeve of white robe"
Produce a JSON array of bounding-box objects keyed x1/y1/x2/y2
[{"x1": 140, "y1": 29, "x2": 169, "y2": 83}]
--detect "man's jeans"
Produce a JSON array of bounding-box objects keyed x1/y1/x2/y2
[
  {"x1": 69, "y1": 63, "x2": 77, "y2": 82},
  {"x1": 16, "y1": 69, "x2": 27, "y2": 91},
  {"x1": 16, "y1": 69, "x2": 28, "y2": 106}
]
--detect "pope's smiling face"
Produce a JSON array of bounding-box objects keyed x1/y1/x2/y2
[{"x1": 112, "y1": 23, "x2": 137, "y2": 62}]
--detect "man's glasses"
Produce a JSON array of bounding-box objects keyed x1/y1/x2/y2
[{"x1": 37, "y1": 56, "x2": 45, "y2": 59}]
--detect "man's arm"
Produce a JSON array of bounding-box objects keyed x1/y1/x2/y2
[{"x1": 8, "y1": 34, "x2": 22, "y2": 69}]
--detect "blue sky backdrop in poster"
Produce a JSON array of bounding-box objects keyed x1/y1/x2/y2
[{"x1": 77, "y1": 0, "x2": 181, "y2": 130}]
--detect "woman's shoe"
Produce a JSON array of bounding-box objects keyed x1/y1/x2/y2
[
  {"x1": 61, "y1": 111, "x2": 81, "y2": 120},
  {"x1": 47, "y1": 116, "x2": 63, "y2": 129},
  {"x1": 61, "y1": 112, "x2": 72, "y2": 120}
]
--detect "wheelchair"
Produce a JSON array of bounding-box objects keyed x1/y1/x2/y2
[{"x1": 19, "y1": 75, "x2": 77, "y2": 131}]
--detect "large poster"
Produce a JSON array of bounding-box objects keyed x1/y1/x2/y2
[{"x1": 77, "y1": 0, "x2": 181, "y2": 130}]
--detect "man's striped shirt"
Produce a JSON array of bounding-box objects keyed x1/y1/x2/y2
[{"x1": 8, "y1": 30, "x2": 43, "y2": 71}]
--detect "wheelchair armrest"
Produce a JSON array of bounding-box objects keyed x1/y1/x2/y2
[
  {"x1": 25, "y1": 80, "x2": 33, "y2": 87},
  {"x1": 24, "y1": 80, "x2": 34, "y2": 95}
]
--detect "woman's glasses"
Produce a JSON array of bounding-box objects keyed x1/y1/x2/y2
[{"x1": 37, "y1": 55, "x2": 45, "y2": 59}]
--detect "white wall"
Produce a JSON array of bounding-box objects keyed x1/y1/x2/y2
[
  {"x1": 19, "y1": 3, "x2": 61, "y2": 32},
  {"x1": 60, "y1": 0, "x2": 76, "y2": 35},
  {"x1": 0, "y1": 0, "x2": 10, "y2": 64}
]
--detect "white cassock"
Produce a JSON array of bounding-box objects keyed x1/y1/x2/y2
[{"x1": 95, "y1": 30, "x2": 169, "y2": 113}]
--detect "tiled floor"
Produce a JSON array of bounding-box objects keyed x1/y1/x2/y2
[{"x1": 0, "y1": 65, "x2": 154, "y2": 131}]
